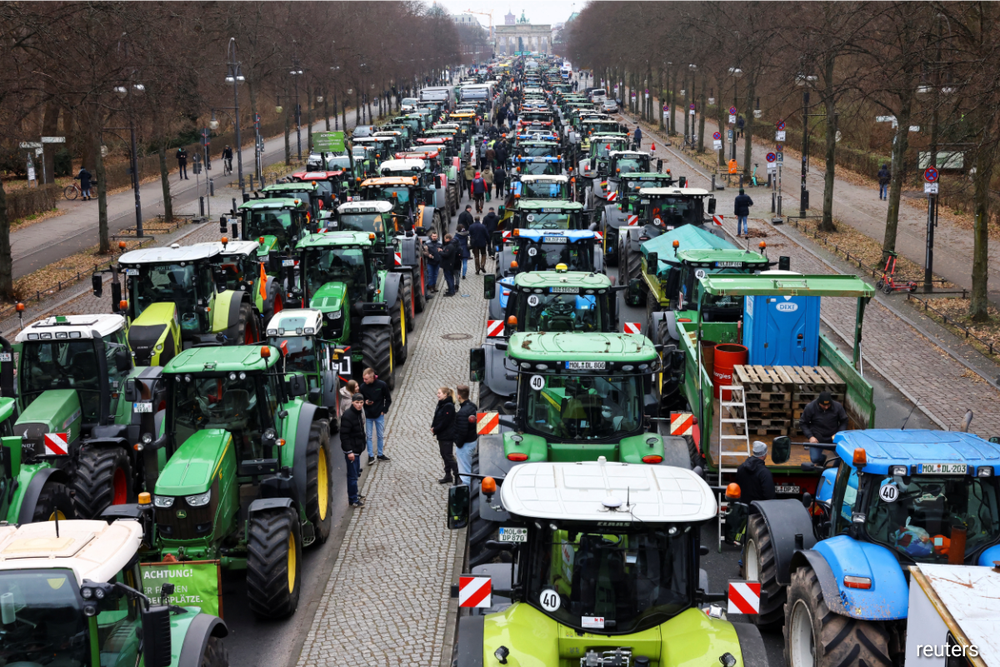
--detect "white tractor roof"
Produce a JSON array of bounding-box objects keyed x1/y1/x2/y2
[
  {"x1": 338, "y1": 200, "x2": 393, "y2": 214},
  {"x1": 194, "y1": 240, "x2": 261, "y2": 257},
  {"x1": 520, "y1": 175, "x2": 569, "y2": 184},
  {"x1": 266, "y1": 308, "x2": 323, "y2": 336},
  {"x1": 379, "y1": 159, "x2": 426, "y2": 174},
  {"x1": 500, "y1": 459, "x2": 716, "y2": 523},
  {"x1": 120, "y1": 243, "x2": 221, "y2": 265},
  {"x1": 16, "y1": 314, "x2": 126, "y2": 342},
  {"x1": 0, "y1": 520, "x2": 142, "y2": 584},
  {"x1": 639, "y1": 187, "x2": 712, "y2": 197},
  {"x1": 610, "y1": 150, "x2": 651, "y2": 158}
]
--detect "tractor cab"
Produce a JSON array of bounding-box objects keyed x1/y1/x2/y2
[
  {"x1": 514, "y1": 140, "x2": 561, "y2": 161},
  {"x1": 511, "y1": 174, "x2": 570, "y2": 201},
  {"x1": 260, "y1": 182, "x2": 324, "y2": 221},
  {"x1": 333, "y1": 200, "x2": 399, "y2": 236},
  {"x1": 502, "y1": 229, "x2": 602, "y2": 277},
  {"x1": 374, "y1": 129, "x2": 408, "y2": 151},
  {"x1": 490, "y1": 270, "x2": 617, "y2": 337},
  {"x1": 266, "y1": 308, "x2": 341, "y2": 412},
  {"x1": 290, "y1": 170, "x2": 352, "y2": 204},
  {"x1": 511, "y1": 156, "x2": 563, "y2": 176},
  {"x1": 498, "y1": 200, "x2": 589, "y2": 241},
  {"x1": 580, "y1": 134, "x2": 630, "y2": 178},
  {"x1": 237, "y1": 197, "x2": 311, "y2": 255}
]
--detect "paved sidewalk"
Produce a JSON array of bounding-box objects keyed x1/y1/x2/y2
[
  {"x1": 296, "y1": 266, "x2": 488, "y2": 667},
  {"x1": 615, "y1": 113, "x2": 1000, "y2": 436}
]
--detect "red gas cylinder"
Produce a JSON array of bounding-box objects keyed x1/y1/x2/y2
[{"x1": 713, "y1": 344, "x2": 748, "y2": 400}]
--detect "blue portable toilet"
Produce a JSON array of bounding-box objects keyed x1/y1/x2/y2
[{"x1": 743, "y1": 294, "x2": 821, "y2": 366}]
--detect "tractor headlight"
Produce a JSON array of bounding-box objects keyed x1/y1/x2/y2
[
  {"x1": 978, "y1": 466, "x2": 994, "y2": 477},
  {"x1": 186, "y1": 490, "x2": 212, "y2": 507},
  {"x1": 155, "y1": 343, "x2": 163, "y2": 351},
  {"x1": 153, "y1": 495, "x2": 174, "y2": 508},
  {"x1": 327, "y1": 311, "x2": 342, "y2": 320}
]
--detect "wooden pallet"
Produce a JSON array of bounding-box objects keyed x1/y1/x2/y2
[{"x1": 733, "y1": 365, "x2": 794, "y2": 394}]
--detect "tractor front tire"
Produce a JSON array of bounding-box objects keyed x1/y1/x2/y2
[
  {"x1": 361, "y1": 326, "x2": 394, "y2": 390},
  {"x1": 744, "y1": 514, "x2": 787, "y2": 632},
  {"x1": 234, "y1": 301, "x2": 257, "y2": 345},
  {"x1": 785, "y1": 566, "x2": 892, "y2": 667},
  {"x1": 246, "y1": 508, "x2": 302, "y2": 619},
  {"x1": 305, "y1": 419, "x2": 333, "y2": 545},
  {"x1": 413, "y1": 261, "x2": 427, "y2": 314},
  {"x1": 401, "y1": 273, "x2": 415, "y2": 333},
  {"x1": 390, "y1": 295, "x2": 408, "y2": 365},
  {"x1": 620, "y1": 238, "x2": 643, "y2": 305},
  {"x1": 32, "y1": 480, "x2": 75, "y2": 522},
  {"x1": 72, "y1": 448, "x2": 132, "y2": 519},
  {"x1": 200, "y1": 637, "x2": 229, "y2": 667},
  {"x1": 478, "y1": 384, "x2": 509, "y2": 414}
]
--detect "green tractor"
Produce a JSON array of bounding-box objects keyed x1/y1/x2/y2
[
  {"x1": 99, "y1": 244, "x2": 260, "y2": 368},
  {"x1": 446, "y1": 459, "x2": 766, "y2": 666},
  {"x1": 147, "y1": 344, "x2": 332, "y2": 618},
  {"x1": 0, "y1": 518, "x2": 229, "y2": 667},
  {"x1": 259, "y1": 181, "x2": 327, "y2": 225},
  {"x1": 586, "y1": 150, "x2": 653, "y2": 209},
  {"x1": 600, "y1": 170, "x2": 676, "y2": 265},
  {"x1": 234, "y1": 196, "x2": 312, "y2": 263},
  {"x1": 292, "y1": 230, "x2": 411, "y2": 390},
  {"x1": 198, "y1": 238, "x2": 286, "y2": 326}
]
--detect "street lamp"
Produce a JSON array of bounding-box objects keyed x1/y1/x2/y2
[
  {"x1": 225, "y1": 38, "x2": 246, "y2": 193},
  {"x1": 290, "y1": 62, "x2": 304, "y2": 160},
  {"x1": 113, "y1": 75, "x2": 145, "y2": 237},
  {"x1": 795, "y1": 72, "x2": 818, "y2": 217},
  {"x1": 729, "y1": 66, "x2": 743, "y2": 161}
]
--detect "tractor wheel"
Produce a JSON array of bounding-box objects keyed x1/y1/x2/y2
[
  {"x1": 785, "y1": 566, "x2": 892, "y2": 667},
  {"x1": 305, "y1": 419, "x2": 333, "y2": 545},
  {"x1": 645, "y1": 287, "x2": 658, "y2": 324},
  {"x1": 246, "y1": 508, "x2": 302, "y2": 619},
  {"x1": 361, "y1": 326, "x2": 394, "y2": 391},
  {"x1": 234, "y1": 301, "x2": 258, "y2": 345},
  {"x1": 263, "y1": 278, "x2": 284, "y2": 324},
  {"x1": 413, "y1": 260, "x2": 427, "y2": 314},
  {"x1": 434, "y1": 210, "x2": 445, "y2": 238},
  {"x1": 743, "y1": 514, "x2": 787, "y2": 632},
  {"x1": 199, "y1": 637, "x2": 229, "y2": 667},
  {"x1": 72, "y1": 448, "x2": 132, "y2": 519},
  {"x1": 478, "y1": 384, "x2": 509, "y2": 414},
  {"x1": 620, "y1": 238, "x2": 643, "y2": 305},
  {"x1": 32, "y1": 479, "x2": 75, "y2": 522},
  {"x1": 390, "y1": 294, "x2": 408, "y2": 365},
  {"x1": 401, "y1": 273, "x2": 415, "y2": 333}
]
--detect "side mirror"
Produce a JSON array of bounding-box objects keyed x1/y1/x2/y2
[
  {"x1": 498, "y1": 205, "x2": 505, "y2": 217},
  {"x1": 2, "y1": 436, "x2": 21, "y2": 480},
  {"x1": 778, "y1": 256, "x2": 791, "y2": 271},
  {"x1": 231, "y1": 222, "x2": 239, "y2": 239},
  {"x1": 801, "y1": 492, "x2": 813, "y2": 509},
  {"x1": 707, "y1": 197, "x2": 716, "y2": 214},
  {"x1": 115, "y1": 348, "x2": 131, "y2": 374},
  {"x1": 268, "y1": 253, "x2": 282, "y2": 274},
  {"x1": 990, "y1": 436, "x2": 1000, "y2": 444},
  {"x1": 656, "y1": 158, "x2": 663, "y2": 173},
  {"x1": 447, "y1": 483, "x2": 470, "y2": 529},
  {"x1": 483, "y1": 273, "x2": 496, "y2": 300},
  {"x1": 91, "y1": 274, "x2": 103, "y2": 298},
  {"x1": 111, "y1": 281, "x2": 122, "y2": 311},
  {"x1": 286, "y1": 374, "x2": 308, "y2": 398},
  {"x1": 140, "y1": 606, "x2": 172, "y2": 667},
  {"x1": 219, "y1": 216, "x2": 227, "y2": 234},
  {"x1": 771, "y1": 436, "x2": 792, "y2": 465},
  {"x1": 242, "y1": 193, "x2": 251, "y2": 203},
  {"x1": 503, "y1": 401, "x2": 517, "y2": 412},
  {"x1": 647, "y1": 252, "x2": 658, "y2": 270},
  {"x1": 469, "y1": 347, "x2": 486, "y2": 383},
  {"x1": 590, "y1": 157, "x2": 596, "y2": 170},
  {"x1": 385, "y1": 249, "x2": 395, "y2": 269}
]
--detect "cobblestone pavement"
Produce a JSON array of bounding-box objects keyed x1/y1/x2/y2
[
  {"x1": 296, "y1": 260, "x2": 490, "y2": 666},
  {"x1": 615, "y1": 114, "x2": 1000, "y2": 436}
]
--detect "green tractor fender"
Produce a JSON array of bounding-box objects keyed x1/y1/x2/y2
[
  {"x1": 278, "y1": 400, "x2": 329, "y2": 516},
  {"x1": 172, "y1": 608, "x2": 229, "y2": 667},
  {"x1": 13, "y1": 463, "x2": 68, "y2": 524}
]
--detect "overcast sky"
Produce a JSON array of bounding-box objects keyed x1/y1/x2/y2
[{"x1": 432, "y1": 0, "x2": 581, "y2": 27}]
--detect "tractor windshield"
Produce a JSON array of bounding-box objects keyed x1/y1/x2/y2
[
  {"x1": 520, "y1": 181, "x2": 567, "y2": 200},
  {"x1": 518, "y1": 211, "x2": 575, "y2": 230},
  {"x1": 130, "y1": 262, "x2": 210, "y2": 332},
  {"x1": 520, "y1": 161, "x2": 561, "y2": 176},
  {"x1": 527, "y1": 523, "x2": 692, "y2": 634},
  {"x1": 0, "y1": 569, "x2": 89, "y2": 666},
  {"x1": 614, "y1": 157, "x2": 648, "y2": 174},
  {"x1": 338, "y1": 213, "x2": 389, "y2": 234},
  {"x1": 522, "y1": 373, "x2": 643, "y2": 441},
  {"x1": 303, "y1": 247, "x2": 367, "y2": 300},
  {"x1": 19, "y1": 340, "x2": 102, "y2": 422},
  {"x1": 644, "y1": 197, "x2": 701, "y2": 228},
  {"x1": 244, "y1": 209, "x2": 300, "y2": 249},
  {"x1": 270, "y1": 336, "x2": 318, "y2": 375},
  {"x1": 519, "y1": 292, "x2": 603, "y2": 333},
  {"x1": 593, "y1": 141, "x2": 627, "y2": 159},
  {"x1": 521, "y1": 145, "x2": 559, "y2": 158},
  {"x1": 169, "y1": 373, "x2": 270, "y2": 459},
  {"x1": 516, "y1": 241, "x2": 594, "y2": 273},
  {"x1": 864, "y1": 473, "x2": 1000, "y2": 563}
]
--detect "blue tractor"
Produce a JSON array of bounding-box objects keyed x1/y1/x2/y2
[{"x1": 742, "y1": 429, "x2": 1000, "y2": 666}]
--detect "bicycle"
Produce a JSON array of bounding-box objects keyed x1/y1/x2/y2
[
  {"x1": 223, "y1": 157, "x2": 233, "y2": 176},
  {"x1": 63, "y1": 182, "x2": 82, "y2": 200}
]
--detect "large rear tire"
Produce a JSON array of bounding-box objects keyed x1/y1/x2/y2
[
  {"x1": 72, "y1": 448, "x2": 132, "y2": 519},
  {"x1": 390, "y1": 295, "x2": 408, "y2": 365},
  {"x1": 361, "y1": 326, "x2": 394, "y2": 390},
  {"x1": 619, "y1": 236, "x2": 643, "y2": 306},
  {"x1": 478, "y1": 384, "x2": 510, "y2": 414},
  {"x1": 305, "y1": 419, "x2": 333, "y2": 545},
  {"x1": 413, "y1": 260, "x2": 427, "y2": 314},
  {"x1": 234, "y1": 301, "x2": 258, "y2": 345},
  {"x1": 785, "y1": 566, "x2": 892, "y2": 667},
  {"x1": 200, "y1": 636, "x2": 229, "y2": 667},
  {"x1": 246, "y1": 509, "x2": 302, "y2": 619},
  {"x1": 32, "y1": 480, "x2": 75, "y2": 522},
  {"x1": 401, "y1": 274, "x2": 415, "y2": 333},
  {"x1": 743, "y1": 514, "x2": 787, "y2": 632}
]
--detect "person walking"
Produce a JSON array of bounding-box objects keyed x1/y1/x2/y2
[
  {"x1": 453, "y1": 385, "x2": 478, "y2": 486},
  {"x1": 485, "y1": 143, "x2": 496, "y2": 170},
  {"x1": 877, "y1": 164, "x2": 891, "y2": 200},
  {"x1": 799, "y1": 391, "x2": 848, "y2": 464},
  {"x1": 470, "y1": 171, "x2": 487, "y2": 214},
  {"x1": 483, "y1": 166, "x2": 494, "y2": 203},
  {"x1": 431, "y1": 387, "x2": 459, "y2": 484},
  {"x1": 440, "y1": 233, "x2": 459, "y2": 296},
  {"x1": 483, "y1": 207, "x2": 500, "y2": 258},
  {"x1": 222, "y1": 145, "x2": 234, "y2": 174},
  {"x1": 423, "y1": 230, "x2": 443, "y2": 295},
  {"x1": 455, "y1": 223, "x2": 471, "y2": 279},
  {"x1": 457, "y1": 204, "x2": 474, "y2": 231},
  {"x1": 339, "y1": 379, "x2": 359, "y2": 416},
  {"x1": 340, "y1": 393, "x2": 368, "y2": 508},
  {"x1": 494, "y1": 166, "x2": 507, "y2": 200},
  {"x1": 360, "y1": 367, "x2": 392, "y2": 465},
  {"x1": 633, "y1": 126, "x2": 643, "y2": 150},
  {"x1": 736, "y1": 115, "x2": 745, "y2": 140},
  {"x1": 74, "y1": 166, "x2": 94, "y2": 201},
  {"x1": 734, "y1": 188, "x2": 754, "y2": 238},
  {"x1": 469, "y1": 217, "x2": 489, "y2": 274},
  {"x1": 175, "y1": 147, "x2": 189, "y2": 180},
  {"x1": 463, "y1": 161, "x2": 475, "y2": 194}
]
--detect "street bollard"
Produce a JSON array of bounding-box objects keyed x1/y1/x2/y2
[
  {"x1": 771, "y1": 192, "x2": 776, "y2": 213},
  {"x1": 232, "y1": 198, "x2": 238, "y2": 215},
  {"x1": 199, "y1": 197, "x2": 205, "y2": 217},
  {"x1": 209, "y1": 179, "x2": 215, "y2": 196},
  {"x1": 248, "y1": 174, "x2": 255, "y2": 191},
  {"x1": 711, "y1": 175, "x2": 716, "y2": 191}
]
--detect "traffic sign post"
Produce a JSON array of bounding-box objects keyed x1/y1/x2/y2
[{"x1": 923, "y1": 167, "x2": 939, "y2": 292}]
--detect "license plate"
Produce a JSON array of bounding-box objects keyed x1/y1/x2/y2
[
  {"x1": 566, "y1": 361, "x2": 605, "y2": 371},
  {"x1": 918, "y1": 463, "x2": 967, "y2": 475},
  {"x1": 716, "y1": 261, "x2": 743, "y2": 268},
  {"x1": 550, "y1": 286, "x2": 578, "y2": 294},
  {"x1": 775, "y1": 485, "x2": 800, "y2": 494},
  {"x1": 282, "y1": 259, "x2": 296, "y2": 267},
  {"x1": 498, "y1": 527, "x2": 527, "y2": 543},
  {"x1": 0, "y1": 353, "x2": 11, "y2": 362},
  {"x1": 133, "y1": 402, "x2": 153, "y2": 413},
  {"x1": 124, "y1": 268, "x2": 139, "y2": 276},
  {"x1": 543, "y1": 236, "x2": 568, "y2": 244}
]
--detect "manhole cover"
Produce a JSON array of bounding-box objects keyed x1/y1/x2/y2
[{"x1": 441, "y1": 333, "x2": 472, "y2": 341}]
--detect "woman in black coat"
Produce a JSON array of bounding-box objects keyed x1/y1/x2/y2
[{"x1": 431, "y1": 387, "x2": 459, "y2": 484}]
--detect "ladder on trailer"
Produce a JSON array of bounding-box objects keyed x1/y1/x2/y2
[{"x1": 717, "y1": 385, "x2": 751, "y2": 549}]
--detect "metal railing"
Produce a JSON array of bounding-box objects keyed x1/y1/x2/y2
[{"x1": 906, "y1": 294, "x2": 997, "y2": 356}]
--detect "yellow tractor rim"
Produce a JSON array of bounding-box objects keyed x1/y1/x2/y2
[
  {"x1": 318, "y1": 447, "x2": 329, "y2": 521},
  {"x1": 287, "y1": 533, "x2": 297, "y2": 593},
  {"x1": 48, "y1": 510, "x2": 66, "y2": 522},
  {"x1": 400, "y1": 302, "x2": 406, "y2": 348},
  {"x1": 389, "y1": 341, "x2": 394, "y2": 373}
]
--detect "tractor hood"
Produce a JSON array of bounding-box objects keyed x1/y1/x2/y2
[
  {"x1": 309, "y1": 282, "x2": 348, "y2": 314},
  {"x1": 155, "y1": 429, "x2": 231, "y2": 496},
  {"x1": 255, "y1": 236, "x2": 279, "y2": 256},
  {"x1": 15, "y1": 389, "x2": 82, "y2": 445}
]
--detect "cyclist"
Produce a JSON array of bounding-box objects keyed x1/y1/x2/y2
[
  {"x1": 222, "y1": 145, "x2": 234, "y2": 174},
  {"x1": 74, "y1": 166, "x2": 94, "y2": 201}
]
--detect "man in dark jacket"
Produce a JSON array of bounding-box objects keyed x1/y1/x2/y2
[
  {"x1": 877, "y1": 164, "x2": 891, "y2": 200},
  {"x1": 800, "y1": 391, "x2": 848, "y2": 463},
  {"x1": 360, "y1": 367, "x2": 392, "y2": 464},
  {"x1": 468, "y1": 217, "x2": 489, "y2": 274},
  {"x1": 457, "y1": 205, "x2": 474, "y2": 233},
  {"x1": 453, "y1": 385, "x2": 478, "y2": 486},
  {"x1": 493, "y1": 166, "x2": 507, "y2": 200},
  {"x1": 74, "y1": 167, "x2": 94, "y2": 201},
  {"x1": 483, "y1": 207, "x2": 500, "y2": 258},
  {"x1": 176, "y1": 147, "x2": 189, "y2": 180},
  {"x1": 729, "y1": 441, "x2": 775, "y2": 545},
  {"x1": 734, "y1": 188, "x2": 754, "y2": 237},
  {"x1": 470, "y1": 171, "x2": 487, "y2": 213},
  {"x1": 440, "y1": 233, "x2": 459, "y2": 296},
  {"x1": 633, "y1": 126, "x2": 643, "y2": 150},
  {"x1": 423, "y1": 231, "x2": 442, "y2": 294},
  {"x1": 340, "y1": 393, "x2": 368, "y2": 507}
]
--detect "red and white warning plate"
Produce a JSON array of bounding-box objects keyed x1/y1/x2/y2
[
  {"x1": 727, "y1": 581, "x2": 761, "y2": 615},
  {"x1": 623, "y1": 322, "x2": 641, "y2": 334},
  {"x1": 43, "y1": 432, "x2": 69, "y2": 456},
  {"x1": 458, "y1": 576, "x2": 492, "y2": 608},
  {"x1": 486, "y1": 320, "x2": 504, "y2": 337}
]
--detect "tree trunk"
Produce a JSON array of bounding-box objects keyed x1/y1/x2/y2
[
  {"x1": 819, "y1": 61, "x2": 837, "y2": 232},
  {"x1": 307, "y1": 85, "x2": 313, "y2": 151},
  {"x1": 159, "y1": 142, "x2": 173, "y2": 222},
  {"x1": 324, "y1": 91, "x2": 330, "y2": 131},
  {"x1": 94, "y1": 119, "x2": 110, "y2": 255},
  {"x1": 716, "y1": 76, "x2": 727, "y2": 167},
  {"x1": 341, "y1": 93, "x2": 347, "y2": 132},
  {"x1": 657, "y1": 68, "x2": 664, "y2": 131},
  {"x1": 697, "y1": 72, "x2": 706, "y2": 153},
  {"x1": 682, "y1": 69, "x2": 689, "y2": 141},
  {"x1": 669, "y1": 69, "x2": 677, "y2": 136},
  {"x1": 41, "y1": 103, "x2": 60, "y2": 184},
  {"x1": 970, "y1": 141, "x2": 993, "y2": 322},
  {"x1": 0, "y1": 180, "x2": 11, "y2": 300},
  {"x1": 741, "y1": 78, "x2": 757, "y2": 181},
  {"x1": 284, "y1": 105, "x2": 291, "y2": 166},
  {"x1": 882, "y1": 87, "x2": 914, "y2": 255}
]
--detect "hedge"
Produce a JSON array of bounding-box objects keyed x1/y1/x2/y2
[{"x1": 6, "y1": 184, "x2": 59, "y2": 221}]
